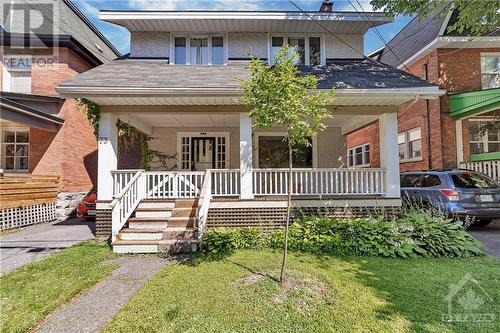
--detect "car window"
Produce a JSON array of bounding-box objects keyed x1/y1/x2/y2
[
  {"x1": 401, "y1": 174, "x2": 421, "y2": 187},
  {"x1": 421, "y1": 175, "x2": 441, "y2": 187},
  {"x1": 451, "y1": 172, "x2": 498, "y2": 189}
]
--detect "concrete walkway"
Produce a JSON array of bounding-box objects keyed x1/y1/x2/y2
[
  {"x1": 35, "y1": 256, "x2": 172, "y2": 333},
  {"x1": 0, "y1": 218, "x2": 95, "y2": 274},
  {"x1": 469, "y1": 219, "x2": 500, "y2": 258}
]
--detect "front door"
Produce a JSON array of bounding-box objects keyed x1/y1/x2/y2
[{"x1": 191, "y1": 138, "x2": 215, "y2": 170}]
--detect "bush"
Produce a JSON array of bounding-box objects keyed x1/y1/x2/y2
[{"x1": 201, "y1": 210, "x2": 483, "y2": 259}]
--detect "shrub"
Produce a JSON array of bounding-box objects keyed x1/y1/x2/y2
[{"x1": 201, "y1": 210, "x2": 484, "y2": 259}]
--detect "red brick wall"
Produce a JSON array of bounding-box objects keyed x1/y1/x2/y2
[
  {"x1": 29, "y1": 48, "x2": 98, "y2": 192},
  {"x1": 345, "y1": 122, "x2": 380, "y2": 168}
]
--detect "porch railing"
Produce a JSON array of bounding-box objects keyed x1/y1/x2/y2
[
  {"x1": 461, "y1": 160, "x2": 500, "y2": 181},
  {"x1": 111, "y1": 170, "x2": 138, "y2": 196},
  {"x1": 211, "y1": 169, "x2": 240, "y2": 196},
  {"x1": 252, "y1": 168, "x2": 386, "y2": 196},
  {"x1": 145, "y1": 171, "x2": 205, "y2": 199},
  {"x1": 197, "y1": 170, "x2": 212, "y2": 241}
]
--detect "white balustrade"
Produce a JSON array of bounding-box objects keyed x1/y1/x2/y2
[
  {"x1": 210, "y1": 169, "x2": 241, "y2": 196},
  {"x1": 461, "y1": 160, "x2": 500, "y2": 181},
  {"x1": 145, "y1": 171, "x2": 205, "y2": 199},
  {"x1": 111, "y1": 170, "x2": 138, "y2": 196},
  {"x1": 197, "y1": 170, "x2": 212, "y2": 240}
]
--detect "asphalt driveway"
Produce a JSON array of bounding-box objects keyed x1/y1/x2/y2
[
  {"x1": 468, "y1": 219, "x2": 500, "y2": 257},
  {"x1": 0, "y1": 218, "x2": 95, "y2": 274}
]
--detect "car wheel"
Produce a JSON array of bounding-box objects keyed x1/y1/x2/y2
[{"x1": 474, "y1": 219, "x2": 492, "y2": 226}]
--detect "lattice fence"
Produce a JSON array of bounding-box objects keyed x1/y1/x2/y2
[{"x1": 1, "y1": 202, "x2": 56, "y2": 230}]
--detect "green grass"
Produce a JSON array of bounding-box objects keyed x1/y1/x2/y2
[
  {"x1": 0, "y1": 240, "x2": 116, "y2": 333},
  {"x1": 104, "y1": 250, "x2": 499, "y2": 333},
  {"x1": 0, "y1": 228, "x2": 19, "y2": 236}
]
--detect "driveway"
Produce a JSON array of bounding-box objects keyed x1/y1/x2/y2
[
  {"x1": 468, "y1": 219, "x2": 500, "y2": 258},
  {"x1": 0, "y1": 218, "x2": 95, "y2": 274}
]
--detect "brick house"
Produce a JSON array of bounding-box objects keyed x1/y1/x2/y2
[
  {"x1": 346, "y1": 7, "x2": 500, "y2": 179},
  {"x1": 0, "y1": 0, "x2": 120, "y2": 220}
]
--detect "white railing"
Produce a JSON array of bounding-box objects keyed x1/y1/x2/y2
[
  {"x1": 211, "y1": 169, "x2": 240, "y2": 196},
  {"x1": 461, "y1": 160, "x2": 500, "y2": 181},
  {"x1": 252, "y1": 168, "x2": 386, "y2": 196},
  {"x1": 111, "y1": 170, "x2": 138, "y2": 196},
  {"x1": 111, "y1": 170, "x2": 146, "y2": 242},
  {"x1": 197, "y1": 170, "x2": 212, "y2": 241},
  {"x1": 145, "y1": 171, "x2": 205, "y2": 199}
]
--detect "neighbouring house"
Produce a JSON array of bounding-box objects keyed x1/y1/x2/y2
[
  {"x1": 56, "y1": 1, "x2": 443, "y2": 253},
  {"x1": 347, "y1": 6, "x2": 500, "y2": 180},
  {"x1": 0, "y1": 0, "x2": 120, "y2": 227}
]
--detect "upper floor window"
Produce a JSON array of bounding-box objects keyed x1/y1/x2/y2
[
  {"x1": 270, "y1": 36, "x2": 321, "y2": 66},
  {"x1": 2, "y1": 57, "x2": 32, "y2": 93},
  {"x1": 1, "y1": 128, "x2": 29, "y2": 172},
  {"x1": 398, "y1": 128, "x2": 422, "y2": 161},
  {"x1": 468, "y1": 120, "x2": 500, "y2": 155},
  {"x1": 173, "y1": 35, "x2": 225, "y2": 65},
  {"x1": 347, "y1": 144, "x2": 370, "y2": 167},
  {"x1": 480, "y1": 53, "x2": 500, "y2": 89}
]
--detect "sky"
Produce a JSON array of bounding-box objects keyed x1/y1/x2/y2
[{"x1": 72, "y1": 0, "x2": 415, "y2": 56}]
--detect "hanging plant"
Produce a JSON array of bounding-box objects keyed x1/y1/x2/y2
[{"x1": 77, "y1": 98, "x2": 100, "y2": 139}]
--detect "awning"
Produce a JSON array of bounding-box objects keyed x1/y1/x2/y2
[{"x1": 449, "y1": 88, "x2": 500, "y2": 119}]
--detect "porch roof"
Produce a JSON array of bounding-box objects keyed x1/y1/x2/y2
[
  {"x1": 449, "y1": 88, "x2": 500, "y2": 119},
  {"x1": 57, "y1": 58, "x2": 442, "y2": 106}
]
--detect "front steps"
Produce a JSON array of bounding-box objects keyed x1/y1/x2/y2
[{"x1": 112, "y1": 199, "x2": 199, "y2": 254}]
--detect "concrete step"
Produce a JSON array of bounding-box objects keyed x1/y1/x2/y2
[
  {"x1": 167, "y1": 216, "x2": 197, "y2": 228},
  {"x1": 135, "y1": 208, "x2": 173, "y2": 218},
  {"x1": 170, "y1": 207, "x2": 197, "y2": 218},
  {"x1": 138, "y1": 201, "x2": 176, "y2": 209},
  {"x1": 112, "y1": 240, "x2": 159, "y2": 253},
  {"x1": 128, "y1": 217, "x2": 169, "y2": 230},
  {"x1": 175, "y1": 199, "x2": 199, "y2": 208},
  {"x1": 163, "y1": 227, "x2": 197, "y2": 239},
  {"x1": 118, "y1": 228, "x2": 164, "y2": 241}
]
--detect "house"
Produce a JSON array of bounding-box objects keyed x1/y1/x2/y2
[
  {"x1": 0, "y1": 0, "x2": 120, "y2": 225},
  {"x1": 348, "y1": 6, "x2": 500, "y2": 180},
  {"x1": 56, "y1": 1, "x2": 443, "y2": 253}
]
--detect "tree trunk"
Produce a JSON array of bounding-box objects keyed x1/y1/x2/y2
[{"x1": 280, "y1": 141, "x2": 293, "y2": 284}]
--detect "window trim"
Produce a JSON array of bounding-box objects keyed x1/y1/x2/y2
[
  {"x1": 176, "y1": 132, "x2": 230, "y2": 170},
  {"x1": 170, "y1": 33, "x2": 228, "y2": 65},
  {"x1": 398, "y1": 127, "x2": 423, "y2": 163},
  {"x1": 1, "y1": 127, "x2": 30, "y2": 172},
  {"x1": 254, "y1": 132, "x2": 318, "y2": 168},
  {"x1": 2, "y1": 55, "x2": 32, "y2": 93},
  {"x1": 468, "y1": 118, "x2": 500, "y2": 155},
  {"x1": 267, "y1": 34, "x2": 324, "y2": 66},
  {"x1": 347, "y1": 143, "x2": 370, "y2": 167},
  {"x1": 480, "y1": 52, "x2": 500, "y2": 90}
]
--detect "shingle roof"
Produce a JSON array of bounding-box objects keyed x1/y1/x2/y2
[{"x1": 58, "y1": 58, "x2": 435, "y2": 91}]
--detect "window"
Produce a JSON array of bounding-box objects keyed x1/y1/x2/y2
[
  {"x1": 451, "y1": 172, "x2": 498, "y2": 189},
  {"x1": 270, "y1": 36, "x2": 322, "y2": 65},
  {"x1": 421, "y1": 174, "x2": 441, "y2": 187},
  {"x1": 173, "y1": 35, "x2": 225, "y2": 65},
  {"x1": 347, "y1": 144, "x2": 370, "y2": 167},
  {"x1": 258, "y1": 136, "x2": 312, "y2": 168},
  {"x1": 480, "y1": 54, "x2": 500, "y2": 89},
  {"x1": 1, "y1": 128, "x2": 29, "y2": 171},
  {"x1": 468, "y1": 120, "x2": 500, "y2": 155},
  {"x1": 3, "y1": 57, "x2": 32, "y2": 93},
  {"x1": 398, "y1": 128, "x2": 422, "y2": 161},
  {"x1": 400, "y1": 174, "x2": 421, "y2": 187}
]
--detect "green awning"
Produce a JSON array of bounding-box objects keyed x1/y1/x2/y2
[{"x1": 449, "y1": 88, "x2": 500, "y2": 119}]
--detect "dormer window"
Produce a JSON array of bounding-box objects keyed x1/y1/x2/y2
[
  {"x1": 270, "y1": 35, "x2": 322, "y2": 66},
  {"x1": 173, "y1": 35, "x2": 226, "y2": 65}
]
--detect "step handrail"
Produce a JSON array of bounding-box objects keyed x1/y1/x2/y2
[
  {"x1": 111, "y1": 170, "x2": 146, "y2": 242},
  {"x1": 197, "y1": 170, "x2": 212, "y2": 241}
]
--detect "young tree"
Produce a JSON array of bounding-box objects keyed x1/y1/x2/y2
[
  {"x1": 241, "y1": 46, "x2": 335, "y2": 283},
  {"x1": 371, "y1": 0, "x2": 499, "y2": 36}
]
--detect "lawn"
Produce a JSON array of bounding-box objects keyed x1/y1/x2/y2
[
  {"x1": 104, "y1": 250, "x2": 499, "y2": 333},
  {"x1": 0, "y1": 240, "x2": 116, "y2": 333}
]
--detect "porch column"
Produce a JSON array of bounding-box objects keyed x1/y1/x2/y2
[
  {"x1": 97, "y1": 113, "x2": 118, "y2": 201},
  {"x1": 456, "y1": 120, "x2": 464, "y2": 165},
  {"x1": 240, "y1": 113, "x2": 254, "y2": 199},
  {"x1": 378, "y1": 113, "x2": 400, "y2": 198}
]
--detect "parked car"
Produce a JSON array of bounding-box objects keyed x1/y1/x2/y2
[
  {"x1": 400, "y1": 170, "x2": 500, "y2": 225},
  {"x1": 76, "y1": 191, "x2": 96, "y2": 220}
]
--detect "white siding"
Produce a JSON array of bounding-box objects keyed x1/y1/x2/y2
[
  {"x1": 325, "y1": 34, "x2": 364, "y2": 59},
  {"x1": 228, "y1": 32, "x2": 268, "y2": 59},
  {"x1": 130, "y1": 32, "x2": 170, "y2": 58}
]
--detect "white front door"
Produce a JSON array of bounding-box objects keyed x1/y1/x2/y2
[
  {"x1": 191, "y1": 138, "x2": 214, "y2": 170},
  {"x1": 178, "y1": 132, "x2": 229, "y2": 170}
]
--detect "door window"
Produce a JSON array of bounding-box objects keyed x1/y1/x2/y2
[{"x1": 400, "y1": 174, "x2": 421, "y2": 187}]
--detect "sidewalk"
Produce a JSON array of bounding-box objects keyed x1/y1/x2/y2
[{"x1": 0, "y1": 218, "x2": 95, "y2": 274}]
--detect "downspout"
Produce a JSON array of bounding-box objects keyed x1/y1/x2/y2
[{"x1": 423, "y1": 63, "x2": 432, "y2": 170}]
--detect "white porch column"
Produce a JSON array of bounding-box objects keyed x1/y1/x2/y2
[
  {"x1": 379, "y1": 113, "x2": 400, "y2": 198},
  {"x1": 239, "y1": 113, "x2": 254, "y2": 199},
  {"x1": 97, "y1": 113, "x2": 118, "y2": 201},
  {"x1": 456, "y1": 120, "x2": 464, "y2": 165}
]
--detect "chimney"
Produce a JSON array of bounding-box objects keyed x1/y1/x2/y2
[{"x1": 319, "y1": 0, "x2": 333, "y2": 12}]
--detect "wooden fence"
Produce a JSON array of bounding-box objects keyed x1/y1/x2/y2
[{"x1": 0, "y1": 175, "x2": 60, "y2": 230}]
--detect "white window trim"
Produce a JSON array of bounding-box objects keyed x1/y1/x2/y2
[
  {"x1": 268, "y1": 34, "x2": 324, "y2": 65},
  {"x1": 254, "y1": 132, "x2": 318, "y2": 168},
  {"x1": 2, "y1": 55, "x2": 32, "y2": 93},
  {"x1": 176, "y1": 132, "x2": 230, "y2": 170},
  {"x1": 398, "y1": 127, "x2": 423, "y2": 163},
  {"x1": 170, "y1": 33, "x2": 228, "y2": 65},
  {"x1": 1, "y1": 127, "x2": 30, "y2": 172},
  {"x1": 480, "y1": 52, "x2": 500, "y2": 90},
  {"x1": 347, "y1": 143, "x2": 370, "y2": 167},
  {"x1": 468, "y1": 119, "x2": 500, "y2": 154}
]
